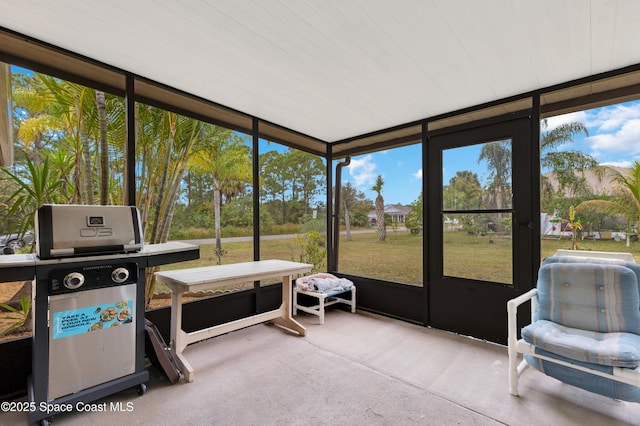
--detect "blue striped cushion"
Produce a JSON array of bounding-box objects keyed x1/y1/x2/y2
[
  {"x1": 542, "y1": 255, "x2": 640, "y2": 283},
  {"x1": 524, "y1": 350, "x2": 640, "y2": 402},
  {"x1": 522, "y1": 320, "x2": 640, "y2": 367},
  {"x1": 536, "y1": 262, "x2": 640, "y2": 334}
]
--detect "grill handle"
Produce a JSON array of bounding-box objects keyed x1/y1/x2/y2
[{"x1": 50, "y1": 245, "x2": 126, "y2": 258}]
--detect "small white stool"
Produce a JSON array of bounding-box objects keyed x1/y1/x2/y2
[{"x1": 293, "y1": 286, "x2": 356, "y2": 325}]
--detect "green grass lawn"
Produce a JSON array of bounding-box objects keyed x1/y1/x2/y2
[
  {"x1": 338, "y1": 231, "x2": 423, "y2": 285},
  {"x1": 443, "y1": 232, "x2": 512, "y2": 284},
  {"x1": 540, "y1": 236, "x2": 639, "y2": 259},
  {"x1": 153, "y1": 231, "x2": 640, "y2": 294},
  {"x1": 153, "y1": 238, "x2": 316, "y2": 293}
]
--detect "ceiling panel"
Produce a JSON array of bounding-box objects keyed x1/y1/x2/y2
[{"x1": 1, "y1": 0, "x2": 639, "y2": 143}]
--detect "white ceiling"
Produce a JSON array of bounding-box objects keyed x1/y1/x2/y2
[{"x1": 2, "y1": 0, "x2": 640, "y2": 142}]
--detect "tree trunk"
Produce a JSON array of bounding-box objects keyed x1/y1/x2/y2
[
  {"x1": 280, "y1": 186, "x2": 287, "y2": 224},
  {"x1": 144, "y1": 114, "x2": 176, "y2": 307},
  {"x1": 130, "y1": 104, "x2": 142, "y2": 206},
  {"x1": 72, "y1": 154, "x2": 83, "y2": 203},
  {"x1": 140, "y1": 178, "x2": 153, "y2": 234},
  {"x1": 159, "y1": 157, "x2": 189, "y2": 243},
  {"x1": 96, "y1": 90, "x2": 110, "y2": 205},
  {"x1": 138, "y1": 136, "x2": 153, "y2": 232},
  {"x1": 149, "y1": 114, "x2": 176, "y2": 244},
  {"x1": 376, "y1": 195, "x2": 386, "y2": 241},
  {"x1": 344, "y1": 204, "x2": 352, "y2": 241},
  {"x1": 0, "y1": 62, "x2": 13, "y2": 167},
  {"x1": 186, "y1": 171, "x2": 191, "y2": 207},
  {"x1": 214, "y1": 178, "x2": 222, "y2": 253},
  {"x1": 159, "y1": 187, "x2": 177, "y2": 244},
  {"x1": 79, "y1": 112, "x2": 94, "y2": 205}
]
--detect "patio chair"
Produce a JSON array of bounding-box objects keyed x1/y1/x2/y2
[{"x1": 507, "y1": 255, "x2": 640, "y2": 401}]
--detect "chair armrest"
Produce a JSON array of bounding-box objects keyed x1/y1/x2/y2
[
  {"x1": 507, "y1": 289, "x2": 537, "y2": 311},
  {"x1": 507, "y1": 289, "x2": 538, "y2": 350}
]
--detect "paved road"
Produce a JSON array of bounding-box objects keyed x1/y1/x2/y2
[{"x1": 174, "y1": 228, "x2": 406, "y2": 246}]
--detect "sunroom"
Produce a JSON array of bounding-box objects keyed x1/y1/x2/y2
[{"x1": 1, "y1": 1, "x2": 640, "y2": 424}]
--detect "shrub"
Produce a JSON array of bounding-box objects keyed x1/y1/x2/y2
[{"x1": 291, "y1": 231, "x2": 327, "y2": 273}]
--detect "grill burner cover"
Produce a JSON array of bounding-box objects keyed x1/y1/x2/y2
[{"x1": 35, "y1": 204, "x2": 143, "y2": 259}]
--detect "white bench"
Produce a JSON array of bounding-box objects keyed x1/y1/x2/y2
[
  {"x1": 293, "y1": 275, "x2": 356, "y2": 324},
  {"x1": 155, "y1": 260, "x2": 312, "y2": 382}
]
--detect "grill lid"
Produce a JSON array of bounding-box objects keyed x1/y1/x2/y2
[{"x1": 35, "y1": 204, "x2": 144, "y2": 259}]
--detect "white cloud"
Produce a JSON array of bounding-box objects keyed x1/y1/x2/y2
[
  {"x1": 587, "y1": 119, "x2": 640, "y2": 154},
  {"x1": 412, "y1": 169, "x2": 422, "y2": 179},
  {"x1": 545, "y1": 101, "x2": 640, "y2": 136},
  {"x1": 588, "y1": 103, "x2": 640, "y2": 132},
  {"x1": 347, "y1": 154, "x2": 377, "y2": 187},
  {"x1": 544, "y1": 101, "x2": 640, "y2": 160}
]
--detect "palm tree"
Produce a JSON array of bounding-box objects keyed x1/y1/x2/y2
[
  {"x1": 577, "y1": 161, "x2": 640, "y2": 246},
  {"x1": 38, "y1": 74, "x2": 98, "y2": 204},
  {"x1": 135, "y1": 108, "x2": 201, "y2": 242},
  {"x1": 221, "y1": 177, "x2": 248, "y2": 203},
  {"x1": 372, "y1": 175, "x2": 385, "y2": 241},
  {"x1": 0, "y1": 155, "x2": 62, "y2": 331},
  {"x1": 540, "y1": 120, "x2": 597, "y2": 208},
  {"x1": 478, "y1": 140, "x2": 511, "y2": 211},
  {"x1": 341, "y1": 182, "x2": 358, "y2": 241},
  {"x1": 104, "y1": 94, "x2": 127, "y2": 205},
  {"x1": 148, "y1": 111, "x2": 178, "y2": 244},
  {"x1": 12, "y1": 73, "x2": 64, "y2": 164},
  {"x1": 541, "y1": 121, "x2": 589, "y2": 151},
  {"x1": 132, "y1": 107, "x2": 206, "y2": 306},
  {"x1": 10, "y1": 73, "x2": 123, "y2": 209},
  {"x1": 8, "y1": 71, "x2": 84, "y2": 207},
  {"x1": 1, "y1": 155, "x2": 62, "y2": 238},
  {"x1": 191, "y1": 126, "x2": 251, "y2": 258},
  {"x1": 135, "y1": 104, "x2": 162, "y2": 229}
]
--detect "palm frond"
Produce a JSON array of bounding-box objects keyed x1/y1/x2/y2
[
  {"x1": 576, "y1": 199, "x2": 624, "y2": 217},
  {"x1": 541, "y1": 122, "x2": 588, "y2": 151}
]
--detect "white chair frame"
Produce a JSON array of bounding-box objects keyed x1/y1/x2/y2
[
  {"x1": 293, "y1": 287, "x2": 356, "y2": 325},
  {"x1": 507, "y1": 289, "x2": 640, "y2": 397}
]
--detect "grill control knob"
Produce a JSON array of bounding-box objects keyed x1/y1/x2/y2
[
  {"x1": 63, "y1": 272, "x2": 85, "y2": 290},
  {"x1": 112, "y1": 267, "x2": 130, "y2": 284}
]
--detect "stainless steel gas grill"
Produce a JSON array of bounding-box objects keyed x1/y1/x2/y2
[
  {"x1": 21, "y1": 204, "x2": 199, "y2": 425},
  {"x1": 35, "y1": 204, "x2": 143, "y2": 259}
]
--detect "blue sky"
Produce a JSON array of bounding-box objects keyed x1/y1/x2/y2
[
  {"x1": 543, "y1": 100, "x2": 640, "y2": 168},
  {"x1": 341, "y1": 99, "x2": 640, "y2": 206},
  {"x1": 343, "y1": 146, "x2": 423, "y2": 206}
]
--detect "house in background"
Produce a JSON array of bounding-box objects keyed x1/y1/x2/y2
[{"x1": 368, "y1": 204, "x2": 410, "y2": 226}]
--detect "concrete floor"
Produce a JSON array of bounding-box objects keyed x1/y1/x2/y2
[{"x1": 3, "y1": 309, "x2": 640, "y2": 425}]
